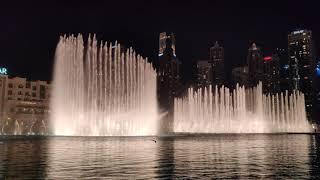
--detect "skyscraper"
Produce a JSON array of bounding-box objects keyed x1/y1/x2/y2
[
  {"x1": 288, "y1": 29, "x2": 314, "y2": 120},
  {"x1": 157, "y1": 32, "x2": 181, "y2": 133},
  {"x1": 209, "y1": 41, "x2": 225, "y2": 87},
  {"x1": 157, "y1": 32, "x2": 181, "y2": 109},
  {"x1": 196, "y1": 60, "x2": 213, "y2": 88},
  {"x1": 275, "y1": 48, "x2": 291, "y2": 92},
  {"x1": 263, "y1": 55, "x2": 280, "y2": 94},
  {"x1": 247, "y1": 43, "x2": 264, "y2": 87},
  {"x1": 232, "y1": 66, "x2": 249, "y2": 87},
  {"x1": 315, "y1": 61, "x2": 320, "y2": 123},
  {"x1": 159, "y1": 32, "x2": 176, "y2": 57}
]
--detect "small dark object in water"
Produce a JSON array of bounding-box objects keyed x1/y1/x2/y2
[{"x1": 152, "y1": 139, "x2": 156, "y2": 143}]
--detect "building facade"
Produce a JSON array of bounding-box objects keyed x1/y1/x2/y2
[
  {"x1": 159, "y1": 32, "x2": 176, "y2": 57},
  {"x1": 196, "y1": 60, "x2": 213, "y2": 88},
  {"x1": 263, "y1": 54, "x2": 280, "y2": 94},
  {"x1": 315, "y1": 61, "x2": 320, "y2": 124},
  {"x1": 0, "y1": 75, "x2": 50, "y2": 135},
  {"x1": 288, "y1": 29, "x2": 314, "y2": 120},
  {"x1": 210, "y1": 41, "x2": 225, "y2": 87},
  {"x1": 274, "y1": 48, "x2": 291, "y2": 92},
  {"x1": 156, "y1": 32, "x2": 182, "y2": 133},
  {"x1": 232, "y1": 66, "x2": 249, "y2": 87},
  {"x1": 247, "y1": 43, "x2": 264, "y2": 87}
]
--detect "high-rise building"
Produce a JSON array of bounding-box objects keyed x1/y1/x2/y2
[
  {"x1": 247, "y1": 43, "x2": 264, "y2": 86},
  {"x1": 159, "y1": 32, "x2": 176, "y2": 57},
  {"x1": 263, "y1": 55, "x2": 280, "y2": 94},
  {"x1": 196, "y1": 60, "x2": 213, "y2": 88},
  {"x1": 274, "y1": 48, "x2": 291, "y2": 92},
  {"x1": 232, "y1": 66, "x2": 249, "y2": 87},
  {"x1": 157, "y1": 32, "x2": 181, "y2": 133},
  {"x1": 280, "y1": 63, "x2": 291, "y2": 92},
  {"x1": 315, "y1": 61, "x2": 320, "y2": 124},
  {"x1": 210, "y1": 41, "x2": 225, "y2": 86},
  {"x1": 288, "y1": 29, "x2": 314, "y2": 120},
  {"x1": 157, "y1": 32, "x2": 181, "y2": 109}
]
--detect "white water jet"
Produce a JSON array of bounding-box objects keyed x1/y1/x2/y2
[
  {"x1": 174, "y1": 83, "x2": 312, "y2": 133},
  {"x1": 51, "y1": 34, "x2": 158, "y2": 136},
  {"x1": 14, "y1": 120, "x2": 22, "y2": 135}
]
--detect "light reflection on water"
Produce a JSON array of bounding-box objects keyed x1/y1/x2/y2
[{"x1": 0, "y1": 135, "x2": 319, "y2": 179}]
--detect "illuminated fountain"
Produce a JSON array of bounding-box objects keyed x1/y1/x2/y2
[
  {"x1": 174, "y1": 83, "x2": 312, "y2": 133},
  {"x1": 51, "y1": 34, "x2": 158, "y2": 136}
]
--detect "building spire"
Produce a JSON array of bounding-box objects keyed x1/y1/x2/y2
[
  {"x1": 214, "y1": 41, "x2": 219, "y2": 48},
  {"x1": 251, "y1": 43, "x2": 257, "y2": 50}
]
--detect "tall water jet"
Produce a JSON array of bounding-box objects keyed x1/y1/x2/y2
[
  {"x1": 51, "y1": 34, "x2": 158, "y2": 136},
  {"x1": 174, "y1": 83, "x2": 312, "y2": 133}
]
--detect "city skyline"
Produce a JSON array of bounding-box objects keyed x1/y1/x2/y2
[
  {"x1": 1, "y1": 1, "x2": 320, "y2": 81},
  {"x1": 1, "y1": 2, "x2": 320, "y2": 179}
]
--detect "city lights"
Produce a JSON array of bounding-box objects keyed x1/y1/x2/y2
[{"x1": 0, "y1": 67, "x2": 8, "y2": 75}]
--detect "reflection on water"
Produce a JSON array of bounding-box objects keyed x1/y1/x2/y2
[{"x1": 0, "y1": 135, "x2": 319, "y2": 179}]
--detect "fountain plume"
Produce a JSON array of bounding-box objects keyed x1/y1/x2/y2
[
  {"x1": 174, "y1": 83, "x2": 312, "y2": 133},
  {"x1": 51, "y1": 34, "x2": 158, "y2": 136}
]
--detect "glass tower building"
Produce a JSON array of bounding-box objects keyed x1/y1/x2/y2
[{"x1": 288, "y1": 29, "x2": 314, "y2": 120}]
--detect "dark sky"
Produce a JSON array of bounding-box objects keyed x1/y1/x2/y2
[{"x1": 1, "y1": 0, "x2": 320, "y2": 81}]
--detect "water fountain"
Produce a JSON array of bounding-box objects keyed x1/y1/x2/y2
[
  {"x1": 14, "y1": 120, "x2": 22, "y2": 135},
  {"x1": 174, "y1": 83, "x2": 312, "y2": 133},
  {"x1": 51, "y1": 34, "x2": 158, "y2": 136}
]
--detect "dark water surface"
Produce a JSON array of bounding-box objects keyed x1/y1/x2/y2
[{"x1": 0, "y1": 134, "x2": 319, "y2": 179}]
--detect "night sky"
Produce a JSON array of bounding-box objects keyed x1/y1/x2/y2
[{"x1": 1, "y1": 0, "x2": 320, "y2": 82}]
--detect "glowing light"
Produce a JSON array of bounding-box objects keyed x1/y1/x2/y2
[
  {"x1": 316, "y1": 67, "x2": 320, "y2": 77},
  {"x1": 0, "y1": 67, "x2": 7, "y2": 75},
  {"x1": 263, "y1": 56, "x2": 272, "y2": 61},
  {"x1": 316, "y1": 62, "x2": 320, "y2": 77},
  {"x1": 293, "y1": 30, "x2": 304, "y2": 34}
]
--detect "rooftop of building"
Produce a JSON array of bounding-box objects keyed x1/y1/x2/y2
[
  {"x1": 196, "y1": 60, "x2": 211, "y2": 67},
  {"x1": 0, "y1": 75, "x2": 50, "y2": 84}
]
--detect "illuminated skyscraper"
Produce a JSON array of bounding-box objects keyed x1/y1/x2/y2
[
  {"x1": 274, "y1": 48, "x2": 291, "y2": 92},
  {"x1": 196, "y1": 60, "x2": 213, "y2": 88},
  {"x1": 288, "y1": 29, "x2": 314, "y2": 120},
  {"x1": 247, "y1": 43, "x2": 264, "y2": 86},
  {"x1": 157, "y1": 32, "x2": 181, "y2": 133},
  {"x1": 315, "y1": 61, "x2": 320, "y2": 123},
  {"x1": 263, "y1": 55, "x2": 280, "y2": 94},
  {"x1": 210, "y1": 41, "x2": 225, "y2": 86},
  {"x1": 159, "y1": 32, "x2": 176, "y2": 57}
]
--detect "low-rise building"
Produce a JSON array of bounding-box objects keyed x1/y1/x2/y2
[{"x1": 0, "y1": 75, "x2": 50, "y2": 135}]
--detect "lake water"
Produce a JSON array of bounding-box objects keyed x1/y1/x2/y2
[{"x1": 0, "y1": 134, "x2": 319, "y2": 179}]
